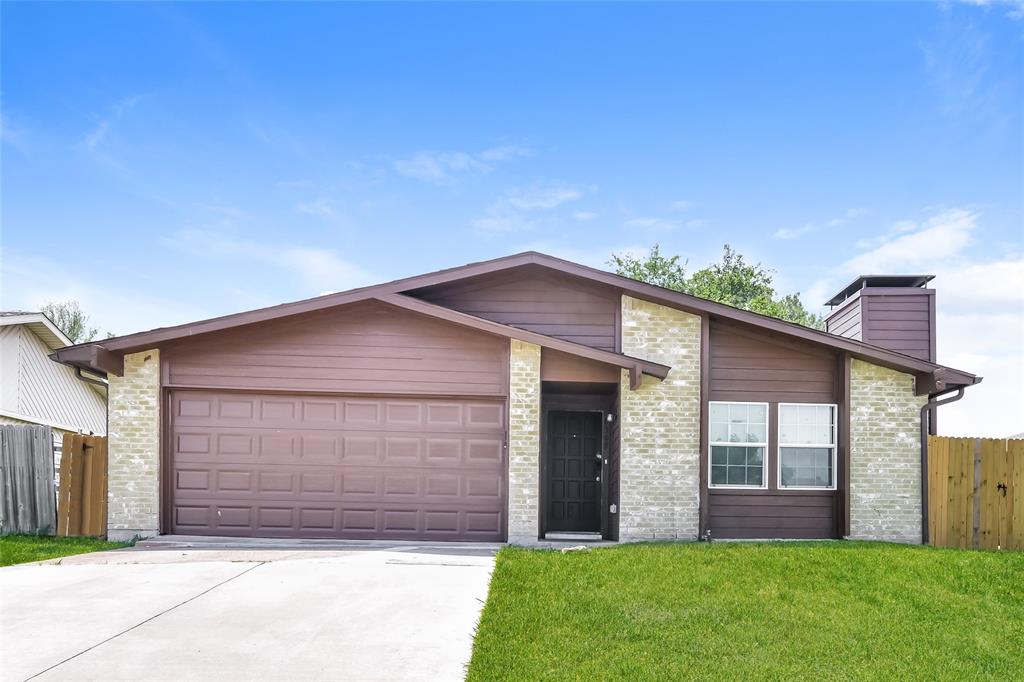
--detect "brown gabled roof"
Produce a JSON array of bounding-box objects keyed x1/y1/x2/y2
[{"x1": 50, "y1": 251, "x2": 980, "y2": 392}]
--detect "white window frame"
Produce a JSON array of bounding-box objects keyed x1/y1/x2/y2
[
  {"x1": 708, "y1": 400, "x2": 769, "y2": 490},
  {"x1": 776, "y1": 402, "x2": 838, "y2": 491}
]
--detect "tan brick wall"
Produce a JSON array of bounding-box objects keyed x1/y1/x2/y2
[
  {"x1": 619, "y1": 296, "x2": 702, "y2": 541},
  {"x1": 507, "y1": 339, "x2": 541, "y2": 542},
  {"x1": 107, "y1": 349, "x2": 161, "y2": 541},
  {"x1": 849, "y1": 359, "x2": 926, "y2": 544}
]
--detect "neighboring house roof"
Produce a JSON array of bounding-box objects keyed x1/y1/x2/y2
[
  {"x1": 0, "y1": 311, "x2": 74, "y2": 349},
  {"x1": 0, "y1": 312, "x2": 107, "y2": 434},
  {"x1": 49, "y1": 252, "x2": 980, "y2": 394}
]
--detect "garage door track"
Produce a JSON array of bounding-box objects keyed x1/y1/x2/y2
[{"x1": 1, "y1": 537, "x2": 497, "y2": 681}]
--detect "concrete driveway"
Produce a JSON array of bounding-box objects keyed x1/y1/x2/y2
[{"x1": 0, "y1": 537, "x2": 497, "y2": 681}]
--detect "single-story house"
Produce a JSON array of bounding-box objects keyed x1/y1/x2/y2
[
  {"x1": 1, "y1": 312, "x2": 106, "y2": 466},
  {"x1": 50, "y1": 252, "x2": 980, "y2": 544}
]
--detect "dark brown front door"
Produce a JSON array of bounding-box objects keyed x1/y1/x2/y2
[{"x1": 546, "y1": 411, "x2": 602, "y2": 532}]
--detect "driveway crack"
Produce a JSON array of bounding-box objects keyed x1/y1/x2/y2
[{"x1": 24, "y1": 561, "x2": 266, "y2": 681}]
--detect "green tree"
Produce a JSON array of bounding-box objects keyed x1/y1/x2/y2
[
  {"x1": 608, "y1": 244, "x2": 824, "y2": 329},
  {"x1": 40, "y1": 300, "x2": 101, "y2": 343}
]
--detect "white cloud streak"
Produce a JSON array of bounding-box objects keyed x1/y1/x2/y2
[
  {"x1": 393, "y1": 144, "x2": 532, "y2": 184},
  {"x1": 169, "y1": 229, "x2": 376, "y2": 292},
  {"x1": 473, "y1": 184, "x2": 584, "y2": 234}
]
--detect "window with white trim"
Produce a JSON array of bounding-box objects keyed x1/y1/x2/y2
[
  {"x1": 778, "y1": 403, "x2": 837, "y2": 489},
  {"x1": 709, "y1": 402, "x2": 768, "y2": 488}
]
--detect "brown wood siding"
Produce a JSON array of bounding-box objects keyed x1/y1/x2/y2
[
  {"x1": 412, "y1": 266, "x2": 619, "y2": 352},
  {"x1": 708, "y1": 491, "x2": 837, "y2": 539},
  {"x1": 825, "y1": 298, "x2": 862, "y2": 340},
  {"x1": 162, "y1": 301, "x2": 508, "y2": 397},
  {"x1": 707, "y1": 321, "x2": 840, "y2": 540},
  {"x1": 709, "y1": 322, "x2": 838, "y2": 403},
  {"x1": 862, "y1": 292, "x2": 933, "y2": 361},
  {"x1": 541, "y1": 348, "x2": 620, "y2": 383}
]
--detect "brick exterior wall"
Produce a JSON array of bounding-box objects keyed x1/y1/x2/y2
[
  {"x1": 618, "y1": 296, "x2": 702, "y2": 541},
  {"x1": 507, "y1": 339, "x2": 541, "y2": 543},
  {"x1": 107, "y1": 349, "x2": 161, "y2": 541},
  {"x1": 849, "y1": 359, "x2": 927, "y2": 544}
]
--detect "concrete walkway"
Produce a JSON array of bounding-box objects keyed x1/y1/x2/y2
[{"x1": 1, "y1": 537, "x2": 498, "y2": 681}]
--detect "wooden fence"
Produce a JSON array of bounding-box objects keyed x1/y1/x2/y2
[
  {"x1": 57, "y1": 433, "x2": 108, "y2": 537},
  {"x1": 0, "y1": 425, "x2": 57, "y2": 535},
  {"x1": 928, "y1": 436, "x2": 1023, "y2": 551}
]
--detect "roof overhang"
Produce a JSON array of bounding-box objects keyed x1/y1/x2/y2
[
  {"x1": 47, "y1": 251, "x2": 979, "y2": 393},
  {"x1": 1, "y1": 313, "x2": 73, "y2": 349}
]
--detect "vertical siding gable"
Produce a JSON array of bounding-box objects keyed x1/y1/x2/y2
[
  {"x1": 411, "y1": 268, "x2": 619, "y2": 352},
  {"x1": 9, "y1": 325, "x2": 106, "y2": 433}
]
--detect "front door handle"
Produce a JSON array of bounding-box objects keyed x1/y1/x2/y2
[{"x1": 595, "y1": 475, "x2": 601, "y2": 482}]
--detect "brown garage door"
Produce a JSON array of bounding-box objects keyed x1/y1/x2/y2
[{"x1": 169, "y1": 390, "x2": 506, "y2": 541}]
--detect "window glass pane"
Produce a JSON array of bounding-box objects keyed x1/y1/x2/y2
[
  {"x1": 747, "y1": 422, "x2": 767, "y2": 444},
  {"x1": 780, "y1": 405, "x2": 835, "y2": 445},
  {"x1": 780, "y1": 404, "x2": 798, "y2": 426},
  {"x1": 729, "y1": 403, "x2": 748, "y2": 424},
  {"x1": 710, "y1": 421, "x2": 729, "y2": 443},
  {"x1": 780, "y1": 447, "x2": 834, "y2": 487},
  {"x1": 710, "y1": 445, "x2": 764, "y2": 487},
  {"x1": 710, "y1": 403, "x2": 728, "y2": 422},
  {"x1": 779, "y1": 424, "x2": 795, "y2": 443},
  {"x1": 748, "y1": 404, "x2": 767, "y2": 424}
]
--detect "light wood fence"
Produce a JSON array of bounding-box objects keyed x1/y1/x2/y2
[
  {"x1": 57, "y1": 433, "x2": 108, "y2": 537},
  {"x1": 928, "y1": 436, "x2": 1023, "y2": 550},
  {"x1": 0, "y1": 425, "x2": 57, "y2": 535}
]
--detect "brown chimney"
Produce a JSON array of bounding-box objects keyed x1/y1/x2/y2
[{"x1": 825, "y1": 275, "x2": 936, "y2": 362}]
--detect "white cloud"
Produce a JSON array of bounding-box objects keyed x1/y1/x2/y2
[
  {"x1": 504, "y1": 186, "x2": 583, "y2": 211},
  {"x1": 169, "y1": 229, "x2": 376, "y2": 292},
  {"x1": 473, "y1": 184, "x2": 585, "y2": 234},
  {"x1": 573, "y1": 211, "x2": 598, "y2": 222},
  {"x1": 477, "y1": 145, "x2": 533, "y2": 162},
  {"x1": 295, "y1": 197, "x2": 339, "y2": 219},
  {"x1": 773, "y1": 224, "x2": 815, "y2": 240},
  {"x1": 773, "y1": 207, "x2": 868, "y2": 240},
  {"x1": 84, "y1": 95, "x2": 141, "y2": 150},
  {"x1": 844, "y1": 208, "x2": 976, "y2": 273},
  {"x1": 1, "y1": 251, "x2": 211, "y2": 336},
  {"x1": 394, "y1": 144, "x2": 532, "y2": 184},
  {"x1": 671, "y1": 200, "x2": 694, "y2": 211}
]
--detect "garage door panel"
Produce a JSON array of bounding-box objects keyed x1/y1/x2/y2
[
  {"x1": 170, "y1": 390, "x2": 506, "y2": 540},
  {"x1": 173, "y1": 501, "x2": 504, "y2": 540}
]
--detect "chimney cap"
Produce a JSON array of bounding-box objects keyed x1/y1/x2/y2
[{"x1": 825, "y1": 274, "x2": 934, "y2": 306}]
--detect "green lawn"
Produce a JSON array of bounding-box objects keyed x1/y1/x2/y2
[
  {"x1": 0, "y1": 534, "x2": 129, "y2": 567},
  {"x1": 468, "y1": 542, "x2": 1024, "y2": 681}
]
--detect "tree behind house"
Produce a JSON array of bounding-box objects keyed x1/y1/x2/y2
[
  {"x1": 40, "y1": 300, "x2": 100, "y2": 343},
  {"x1": 609, "y1": 244, "x2": 824, "y2": 329}
]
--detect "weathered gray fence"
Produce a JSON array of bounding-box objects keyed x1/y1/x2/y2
[{"x1": 0, "y1": 425, "x2": 57, "y2": 535}]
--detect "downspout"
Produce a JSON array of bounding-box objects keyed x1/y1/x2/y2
[
  {"x1": 919, "y1": 387, "x2": 965, "y2": 545},
  {"x1": 75, "y1": 367, "x2": 108, "y2": 388}
]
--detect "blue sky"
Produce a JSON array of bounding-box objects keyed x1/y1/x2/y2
[{"x1": 2, "y1": 1, "x2": 1022, "y2": 435}]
